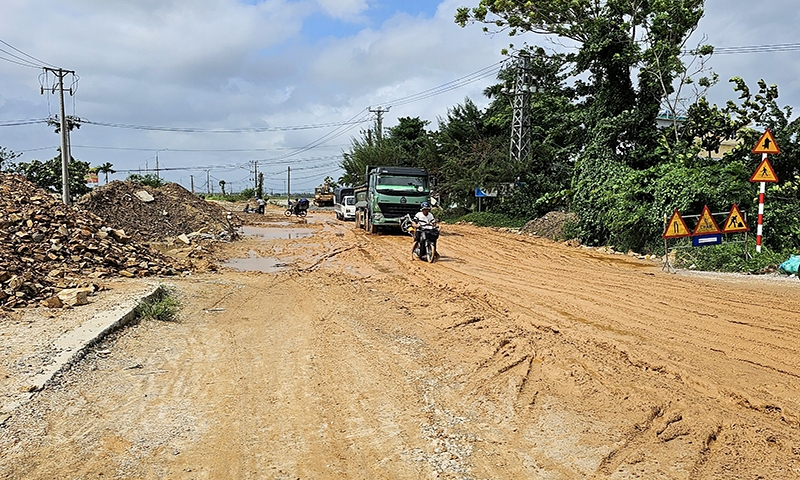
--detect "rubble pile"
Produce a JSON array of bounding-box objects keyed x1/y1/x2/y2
[
  {"x1": 76, "y1": 181, "x2": 240, "y2": 242},
  {"x1": 0, "y1": 174, "x2": 182, "y2": 308},
  {"x1": 521, "y1": 211, "x2": 579, "y2": 241}
]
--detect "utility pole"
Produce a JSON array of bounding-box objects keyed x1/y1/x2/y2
[
  {"x1": 287, "y1": 166, "x2": 291, "y2": 201},
  {"x1": 253, "y1": 161, "x2": 259, "y2": 191},
  {"x1": 43, "y1": 67, "x2": 76, "y2": 205},
  {"x1": 206, "y1": 170, "x2": 211, "y2": 194},
  {"x1": 190, "y1": 175, "x2": 195, "y2": 194},
  {"x1": 369, "y1": 106, "x2": 390, "y2": 145},
  {"x1": 505, "y1": 52, "x2": 534, "y2": 164},
  {"x1": 155, "y1": 149, "x2": 166, "y2": 180}
]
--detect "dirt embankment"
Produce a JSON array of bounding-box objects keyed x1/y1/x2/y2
[
  {"x1": 1, "y1": 210, "x2": 799, "y2": 479},
  {"x1": 76, "y1": 180, "x2": 240, "y2": 242}
]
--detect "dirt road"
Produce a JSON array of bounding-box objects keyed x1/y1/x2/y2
[{"x1": 2, "y1": 210, "x2": 800, "y2": 479}]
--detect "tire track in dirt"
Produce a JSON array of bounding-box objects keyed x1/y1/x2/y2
[
  {"x1": 3, "y1": 212, "x2": 800, "y2": 479},
  {"x1": 339, "y1": 220, "x2": 800, "y2": 478}
]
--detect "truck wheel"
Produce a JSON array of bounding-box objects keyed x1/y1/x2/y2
[{"x1": 367, "y1": 216, "x2": 377, "y2": 234}]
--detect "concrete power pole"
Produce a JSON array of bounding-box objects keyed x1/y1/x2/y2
[
  {"x1": 190, "y1": 175, "x2": 195, "y2": 194},
  {"x1": 287, "y1": 166, "x2": 291, "y2": 201},
  {"x1": 369, "y1": 106, "x2": 390, "y2": 144},
  {"x1": 43, "y1": 67, "x2": 76, "y2": 205},
  {"x1": 508, "y1": 52, "x2": 533, "y2": 164},
  {"x1": 253, "y1": 161, "x2": 259, "y2": 191}
]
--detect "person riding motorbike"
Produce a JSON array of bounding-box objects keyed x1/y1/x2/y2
[{"x1": 411, "y1": 201, "x2": 436, "y2": 258}]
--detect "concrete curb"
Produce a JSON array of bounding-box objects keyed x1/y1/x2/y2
[{"x1": 1, "y1": 284, "x2": 166, "y2": 422}]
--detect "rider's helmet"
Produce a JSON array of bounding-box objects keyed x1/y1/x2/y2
[{"x1": 420, "y1": 201, "x2": 431, "y2": 210}]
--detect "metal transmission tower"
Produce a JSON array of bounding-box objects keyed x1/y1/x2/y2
[{"x1": 506, "y1": 52, "x2": 534, "y2": 164}]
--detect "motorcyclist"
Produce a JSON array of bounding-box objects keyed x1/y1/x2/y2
[{"x1": 411, "y1": 201, "x2": 436, "y2": 258}]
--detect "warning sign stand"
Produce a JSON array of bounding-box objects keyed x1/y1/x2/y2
[
  {"x1": 750, "y1": 130, "x2": 781, "y2": 253},
  {"x1": 661, "y1": 207, "x2": 750, "y2": 272}
]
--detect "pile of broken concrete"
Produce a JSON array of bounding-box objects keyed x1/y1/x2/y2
[
  {"x1": 76, "y1": 181, "x2": 240, "y2": 243},
  {"x1": 0, "y1": 174, "x2": 184, "y2": 309}
]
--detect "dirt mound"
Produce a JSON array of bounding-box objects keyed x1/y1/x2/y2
[
  {"x1": 0, "y1": 174, "x2": 183, "y2": 309},
  {"x1": 76, "y1": 181, "x2": 240, "y2": 242},
  {"x1": 521, "y1": 211, "x2": 578, "y2": 240}
]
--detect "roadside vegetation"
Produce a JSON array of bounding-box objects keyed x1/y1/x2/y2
[
  {"x1": 336, "y1": 1, "x2": 799, "y2": 273},
  {"x1": 133, "y1": 286, "x2": 181, "y2": 322},
  {"x1": 2, "y1": 2, "x2": 798, "y2": 274}
]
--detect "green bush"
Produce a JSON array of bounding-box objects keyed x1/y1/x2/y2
[{"x1": 674, "y1": 238, "x2": 793, "y2": 273}]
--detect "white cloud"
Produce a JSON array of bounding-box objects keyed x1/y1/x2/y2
[
  {"x1": 3, "y1": 0, "x2": 799, "y2": 192},
  {"x1": 315, "y1": 0, "x2": 369, "y2": 20}
]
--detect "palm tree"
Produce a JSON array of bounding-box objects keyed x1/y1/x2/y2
[{"x1": 97, "y1": 162, "x2": 116, "y2": 184}]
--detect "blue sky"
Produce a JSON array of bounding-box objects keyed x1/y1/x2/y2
[{"x1": 1, "y1": 0, "x2": 799, "y2": 193}]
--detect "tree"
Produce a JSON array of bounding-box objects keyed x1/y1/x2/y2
[
  {"x1": 340, "y1": 131, "x2": 405, "y2": 186},
  {"x1": 219, "y1": 179, "x2": 227, "y2": 196},
  {"x1": 96, "y1": 162, "x2": 116, "y2": 184},
  {"x1": 457, "y1": 0, "x2": 710, "y2": 251},
  {"x1": 0, "y1": 146, "x2": 20, "y2": 171},
  {"x1": 127, "y1": 173, "x2": 165, "y2": 188},
  {"x1": 12, "y1": 149, "x2": 92, "y2": 200},
  {"x1": 340, "y1": 117, "x2": 439, "y2": 186},
  {"x1": 323, "y1": 176, "x2": 339, "y2": 189}
]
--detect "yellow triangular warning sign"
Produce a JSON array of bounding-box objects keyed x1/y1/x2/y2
[
  {"x1": 752, "y1": 129, "x2": 780, "y2": 154},
  {"x1": 749, "y1": 157, "x2": 779, "y2": 183},
  {"x1": 663, "y1": 209, "x2": 691, "y2": 239},
  {"x1": 722, "y1": 204, "x2": 749, "y2": 233},
  {"x1": 692, "y1": 205, "x2": 721, "y2": 235}
]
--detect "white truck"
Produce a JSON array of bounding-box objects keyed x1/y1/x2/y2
[{"x1": 334, "y1": 195, "x2": 356, "y2": 221}]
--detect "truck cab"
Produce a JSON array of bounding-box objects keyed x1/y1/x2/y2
[
  {"x1": 335, "y1": 195, "x2": 356, "y2": 221},
  {"x1": 357, "y1": 166, "x2": 430, "y2": 233}
]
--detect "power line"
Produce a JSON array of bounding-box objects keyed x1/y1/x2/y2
[
  {"x1": 0, "y1": 39, "x2": 56, "y2": 68},
  {"x1": 13, "y1": 143, "x2": 350, "y2": 153},
  {"x1": 80, "y1": 118, "x2": 369, "y2": 133},
  {"x1": 383, "y1": 60, "x2": 507, "y2": 108},
  {"x1": 712, "y1": 42, "x2": 800, "y2": 55},
  {"x1": 0, "y1": 52, "x2": 41, "y2": 69},
  {"x1": 0, "y1": 118, "x2": 49, "y2": 126}
]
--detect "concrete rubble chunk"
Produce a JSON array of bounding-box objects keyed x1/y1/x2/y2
[
  {"x1": 134, "y1": 190, "x2": 155, "y2": 202},
  {"x1": 57, "y1": 287, "x2": 93, "y2": 306},
  {"x1": 40, "y1": 295, "x2": 63, "y2": 308},
  {"x1": 177, "y1": 234, "x2": 191, "y2": 245}
]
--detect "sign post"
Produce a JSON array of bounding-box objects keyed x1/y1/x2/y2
[{"x1": 750, "y1": 129, "x2": 780, "y2": 253}]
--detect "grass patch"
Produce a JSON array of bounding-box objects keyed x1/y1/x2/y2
[
  {"x1": 674, "y1": 239, "x2": 794, "y2": 274},
  {"x1": 134, "y1": 286, "x2": 181, "y2": 322},
  {"x1": 439, "y1": 211, "x2": 526, "y2": 229}
]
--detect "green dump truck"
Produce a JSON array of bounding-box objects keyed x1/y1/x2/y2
[{"x1": 354, "y1": 166, "x2": 430, "y2": 233}]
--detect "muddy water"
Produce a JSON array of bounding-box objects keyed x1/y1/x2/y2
[
  {"x1": 239, "y1": 226, "x2": 314, "y2": 239},
  {"x1": 223, "y1": 250, "x2": 288, "y2": 273},
  {"x1": 224, "y1": 226, "x2": 315, "y2": 272}
]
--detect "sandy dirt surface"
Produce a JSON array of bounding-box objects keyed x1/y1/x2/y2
[{"x1": 1, "y1": 207, "x2": 800, "y2": 479}]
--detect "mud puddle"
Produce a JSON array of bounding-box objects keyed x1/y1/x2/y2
[
  {"x1": 223, "y1": 250, "x2": 289, "y2": 273},
  {"x1": 239, "y1": 226, "x2": 314, "y2": 239}
]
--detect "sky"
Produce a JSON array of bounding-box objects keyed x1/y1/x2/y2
[{"x1": 1, "y1": 0, "x2": 800, "y2": 195}]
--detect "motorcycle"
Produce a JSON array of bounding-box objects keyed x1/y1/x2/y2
[
  {"x1": 400, "y1": 214, "x2": 440, "y2": 263},
  {"x1": 284, "y1": 198, "x2": 309, "y2": 217}
]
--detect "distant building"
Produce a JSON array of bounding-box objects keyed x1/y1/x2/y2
[{"x1": 656, "y1": 111, "x2": 741, "y2": 160}]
